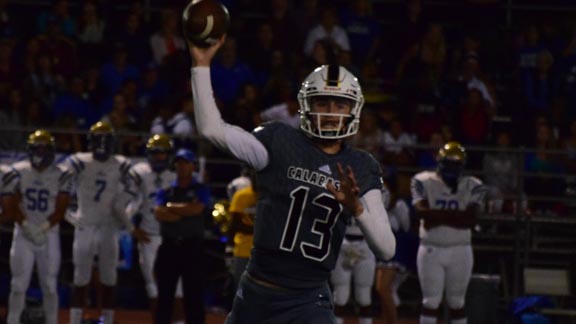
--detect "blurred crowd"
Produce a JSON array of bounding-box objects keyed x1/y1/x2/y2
[{"x1": 0, "y1": 0, "x2": 576, "y2": 213}]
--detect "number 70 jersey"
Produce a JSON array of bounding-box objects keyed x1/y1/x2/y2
[
  {"x1": 61, "y1": 152, "x2": 131, "y2": 226},
  {"x1": 411, "y1": 170, "x2": 486, "y2": 246}
]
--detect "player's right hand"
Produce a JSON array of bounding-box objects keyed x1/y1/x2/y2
[
  {"x1": 187, "y1": 34, "x2": 226, "y2": 67},
  {"x1": 132, "y1": 227, "x2": 150, "y2": 243}
]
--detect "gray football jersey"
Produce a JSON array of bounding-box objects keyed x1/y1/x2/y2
[{"x1": 248, "y1": 122, "x2": 382, "y2": 289}]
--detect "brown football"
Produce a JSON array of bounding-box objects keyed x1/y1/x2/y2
[{"x1": 182, "y1": 0, "x2": 230, "y2": 48}]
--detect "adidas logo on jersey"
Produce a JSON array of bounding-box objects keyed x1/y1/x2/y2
[{"x1": 318, "y1": 164, "x2": 332, "y2": 175}]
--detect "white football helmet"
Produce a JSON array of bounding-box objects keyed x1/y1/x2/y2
[{"x1": 298, "y1": 65, "x2": 365, "y2": 139}]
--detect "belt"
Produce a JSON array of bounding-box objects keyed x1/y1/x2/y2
[{"x1": 345, "y1": 234, "x2": 364, "y2": 241}]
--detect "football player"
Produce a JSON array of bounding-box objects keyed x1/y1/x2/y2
[
  {"x1": 411, "y1": 142, "x2": 486, "y2": 324},
  {"x1": 128, "y1": 134, "x2": 186, "y2": 318},
  {"x1": 330, "y1": 185, "x2": 391, "y2": 324},
  {"x1": 62, "y1": 121, "x2": 139, "y2": 324},
  {"x1": 188, "y1": 37, "x2": 395, "y2": 324},
  {"x1": 4, "y1": 130, "x2": 71, "y2": 324}
]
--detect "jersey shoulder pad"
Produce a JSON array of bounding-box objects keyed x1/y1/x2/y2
[
  {"x1": 413, "y1": 170, "x2": 437, "y2": 183},
  {"x1": 463, "y1": 175, "x2": 483, "y2": 186}
]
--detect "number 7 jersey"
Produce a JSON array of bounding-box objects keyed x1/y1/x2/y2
[
  {"x1": 248, "y1": 122, "x2": 383, "y2": 289},
  {"x1": 61, "y1": 152, "x2": 131, "y2": 226}
]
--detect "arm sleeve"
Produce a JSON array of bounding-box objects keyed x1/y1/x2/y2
[
  {"x1": 191, "y1": 67, "x2": 269, "y2": 171},
  {"x1": 354, "y1": 188, "x2": 396, "y2": 261}
]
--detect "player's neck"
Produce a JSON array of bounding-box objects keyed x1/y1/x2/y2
[{"x1": 314, "y1": 139, "x2": 343, "y2": 155}]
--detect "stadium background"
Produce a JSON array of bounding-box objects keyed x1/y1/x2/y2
[{"x1": 0, "y1": 0, "x2": 575, "y2": 323}]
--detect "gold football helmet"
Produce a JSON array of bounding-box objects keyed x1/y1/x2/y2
[
  {"x1": 437, "y1": 141, "x2": 466, "y2": 190},
  {"x1": 27, "y1": 129, "x2": 55, "y2": 169},
  {"x1": 437, "y1": 141, "x2": 466, "y2": 163},
  {"x1": 88, "y1": 121, "x2": 115, "y2": 161},
  {"x1": 146, "y1": 134, "x2": 173, "y2": 172}
]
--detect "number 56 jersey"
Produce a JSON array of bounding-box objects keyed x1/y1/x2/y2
[
  {"x1": 248, "y1": 122, "x2": 383, "y2": 289},
  {"x1": 9, "y1": 160, "x2": 72, "y2": 226},
  {"x1": 411, "y1": 171, "x2": 486, "y2": 246},
  {"x1": 61, "y1": 152, "x2": 131, "y2": 226}
]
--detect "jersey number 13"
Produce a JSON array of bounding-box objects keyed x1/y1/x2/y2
[{"x1": 280, "y1": 186, "x2": 343, "y2": 262}]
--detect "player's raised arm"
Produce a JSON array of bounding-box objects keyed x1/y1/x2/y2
[{"x1": 187, "y1": 38, "x2": 269, "y2": 171}]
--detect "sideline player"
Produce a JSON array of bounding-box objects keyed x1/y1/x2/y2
[
  {"x1": 4, "y1": 130, "x2": 71, "y2": 324},
  {"x1": 128, "y1": 134, "x2": 188, "y2": 318},
  {"x1": 188, "y1": 36, "x2": 396, "y2": 324},
  {"x1": 63, "y1": 121, "x2": 143, "y2": 324},
  {"x1": 411, "y1": 142, "x2": 486, "y2": 324}
]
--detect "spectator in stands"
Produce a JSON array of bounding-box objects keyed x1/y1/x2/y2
[
  {"x1": 303, "y1": 5, "x2": 350, "y2": 58},
  {"x1": 137, "y1": 64, "x2": 169, "y2": 117},
  {"x1": 150, "y1": 97, "x2": 196, "y2": 150},
  {"x1": 112, "y1": 10, "x2": 152, "y2": 67},
  {"x1": 525, "y1": 122, "x2": 565, "y2": 214},
  {"x1": 36, "y1": 0, "x2": 76, "y2": 38},
  {"x1": 483, "y1": 129, "x2": 527, "y2": 214},
  {"x1": 340, "y1": 0, "x2": 382, "y2": 67},
  {"x1": 232, "y1": 82, "x2": 261, "y2": 131},
  {"x1": 396, "y1": 22, "x2": 446, "y2": 96},
  {"x1": 0, "y1": 87, "x2": 24, "y2": 150},
  {"x1": 0, "y1": 38, "x2": 16, "y2": 95},
  {"x1": 154, "y1": 148, "x2": 211, "y2": 324},
  {"x1": 77, "y1": 0, "x2": 106, "y2": 68},
  {"x1": 149, "y1": 8, "x2": 185, "y2": 66},
  {"x1": 22, "y1": 53, "x2": 65, "y2": 109},
  {"x1": 255, "y1": 85, "x2": 299, "y2": 129},
  {"x1": 242, "y1": 22, "x2": 276, "y2": 85},
  {"x1": 35, "y1": 13, "x2": 78, "y2": 77},
  {"x1": 0, "y1": 0, "x2": 17, "y2": 39},
  {"x1": 52, "y1": 75, "x2": 98, "y2": 130},
  {"x1": 210, "y1": 37, "x2": 255, "y2": 112},
  {"x1": 459, "y1": 87, "x2": 491, "y2": 145},
  {"x1": 348, "y1": 108, "x2": 386, "y2": 163},
  {"x1": 416, "y1": 130, "x2": 444, "y2": 169},
  {"x1": 100, "y1": 43, "x2": 140, "y2": 99},
  {"x1": 266, "y1": 0, "x2": 300, "y2": 54}
]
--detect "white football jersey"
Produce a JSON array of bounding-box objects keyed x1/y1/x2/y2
[
  {"x1": 129, "y1": 162, "x2": 176, "y2": 235},
  {"x1": 411, "y1": 171, "x2": 486, "y2": 246},
  {"x1": 62, "y1": 152, "x2": 131, "y2": 226},
  {"x1": 10, "y1": 160, "x2": 72, "y2": 229}
]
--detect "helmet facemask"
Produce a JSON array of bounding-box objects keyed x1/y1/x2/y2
[
  {"x1": 89, "y1": 133, "x2": 115, "y2": 161},
  {"x1": 29, "y1": 144, "x2": 55, "y2": 170},
  {"x1": 436, "y1": 142, "x2": 466, "y2": 192},
  {"x1": 146, "y1": 134, "x2": 173, "y2": 173},
  {"x1": 298, "y1": 65, "x2": 364, "y2": 140}
]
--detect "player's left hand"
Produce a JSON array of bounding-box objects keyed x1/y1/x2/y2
[{"x1": 327, "y1": 163, "x2": 363, "y2": 217}]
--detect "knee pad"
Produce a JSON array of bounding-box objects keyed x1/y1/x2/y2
[
  {"x1": 73, "y1": 263, "x2": 92, "y2": 286},
  {"x1": 99, "y1": 267, "x2": 117, "y2": 286},
  {"x1": 446, "y1": 295, "x2": 466, "y2": 309},
  {"x1": 332, "y1": 285, "x2": 350, "y2": 306},
  {"x1": 354, "y1": 285, "x2": 372, "y2": 306},
  {"x1": 10, "y1": 275, "x2": 29, "y2": 293},
  {"x1": 41, "y1": 278, "x2": 58, "y2": 295},
  {"x1": 146, "y1": 282, "x2": 158, "y2": 299},
  {"x1": 422, "y1": 295, "x2": 442, "y2": 309}
]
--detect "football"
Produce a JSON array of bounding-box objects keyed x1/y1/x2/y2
[{"x1": 182, "y1": 0, "x2": 230, "y2": 48}]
